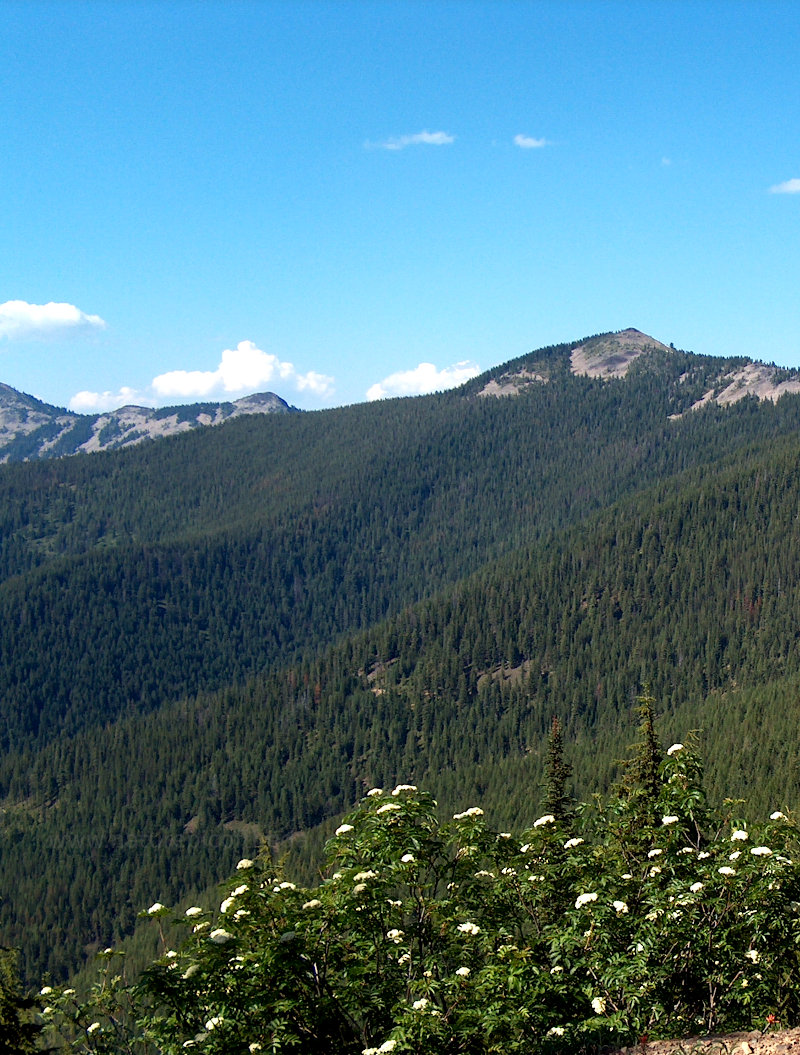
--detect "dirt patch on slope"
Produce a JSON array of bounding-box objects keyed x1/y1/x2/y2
[{"x1": 608, "y1": 1027, "x2": 800, "y2": 1055}]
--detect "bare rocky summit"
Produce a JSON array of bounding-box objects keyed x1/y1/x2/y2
[{"x1": 570, "y1": 328, "x2": 672, "y2": 378}]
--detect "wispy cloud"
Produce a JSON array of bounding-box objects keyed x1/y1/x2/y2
[
  {"x1": 366, "y1": 360, "x2": 480, "y2": 401},
  {"x1": 0, "y1": 300, "x2": 105, "y2": 341},
  {"x1": 769, "y1": 178, "x2": 800, "y2": 194},
  {"x1": 367, "y1": 130, "x2": 455, "y2": 151},
  {"x1": 296, "y1": 371, "x2": 336, "y2": 396},
  {"x1": 513, "y1": 134, "x2": 548, "y2": 149},
  {"x1": 69, "y1": 340, "x2": 335, "y2": 413}
]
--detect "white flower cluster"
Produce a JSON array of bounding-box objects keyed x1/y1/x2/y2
[
  {"x1": 575, "y1": 892, "x2": 598, "y2": 909},
  {"x1": 533, "y1": 814, "x2": 555, "y2": 827},
  {"x1": 457, "y1": 921, "x2": 481, "y2": 935},
  {"x1": 209, "y1": 928, "x2": 233, "y2": 944},
  {"x1": 391, "y1": 784, "x2": 417, "y2": 796},
  {"x1": 335, "y1": 824, "x2": 354, "y2": 836},
  {"x1": 362, "y1": 1040, "x2": 396, "y2": 1054},
  {"x1": 666, "y1": 743, "x2": 684, "y2": 755},
  {"x1": 453, "y1": 807, "x2": 484, "y2": 820}
]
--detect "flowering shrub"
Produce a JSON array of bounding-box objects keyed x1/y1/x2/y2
[{"x1": 40, "y1": 751, "x2": 800, "y2": 1053}]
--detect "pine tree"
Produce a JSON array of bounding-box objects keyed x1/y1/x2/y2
[
  {"x1": 618, "y1": 689, "x2": 664, "y2": 833},
  {"x1": 624, "y1": 691, "x2": 662, "y2": 801},
  {"x1": 542, "y1": 715, "x2": 573, "y2": 825}
]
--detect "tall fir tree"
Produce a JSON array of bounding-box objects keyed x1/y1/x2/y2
[{"x1": 542, "y1": 715, "x2": 573, "y2": 825}]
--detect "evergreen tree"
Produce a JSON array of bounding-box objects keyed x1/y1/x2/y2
[
  {"x1": 542, "y1": 716, "x2": 573, "y2": 825},
  {"x1": 0, "y1": 947, "x2": 44, "y2": 1053},
  {"x1": 617, "y1": 690, "x2": 664, "y2": 836}
]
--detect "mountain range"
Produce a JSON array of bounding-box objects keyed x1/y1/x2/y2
[
  {"x1": 0, "y1": 384, "x2": 294, "y2": 462},
  {"x1": 3, "y1": 328, "x2": 800, "y2": 986},
  {"x1": 3, "y1": 328, "x2": 800, "y2": 464}
]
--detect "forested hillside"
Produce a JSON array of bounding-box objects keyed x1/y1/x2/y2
[{"x1": 3, "y1": 332, "x2": 800, "y2": 984}]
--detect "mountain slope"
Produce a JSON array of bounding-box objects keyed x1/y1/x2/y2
[
  {"x1": 6, "y1": 340, "x2": 799, "y2": 750},
  {"x1": 5, "y1": 430, "x2": 800, "y2": 981},
  {"x1": 4, "y1": 330, "x2": 800, "y2": 982}
]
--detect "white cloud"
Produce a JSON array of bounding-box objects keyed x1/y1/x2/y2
[
  {"x1": 514, "y1": 134, "x2": 548, "y2": 149},
  {"x1": 69, "y1": 387, "x2": 145, "y2": 413},
  {"x1": 152, "y1": 340, "x2": 333, "y2": 400},
  {"x1": 366, "y1": 360, "x2": 480, "y2": 401},
  {"x1": 0, "y1": 300, "x2": 106, "y2": 340},
  {"x1": 296, "y1": 370, "x2": 336, "y2": 396},
  {"x1": 69, "y1": 339, "x2": 335, "y2": 414},
  {"x1": 368, "y1": 130, "x2": 455, "y2": 151},
  {"x1": 769, "y1": 178, "x2": 800, "y2": 194}
]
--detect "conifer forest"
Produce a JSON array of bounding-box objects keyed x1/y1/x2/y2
[{"x1": 4, "y1": 332, "x2": 800, "y2": 1051}]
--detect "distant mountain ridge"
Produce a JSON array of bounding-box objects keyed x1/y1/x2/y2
[
  {"x1": 476, "y1": 328, "x2": 800, "y2": 412},
  {"x1": 0, "y1": 384, "x2": 296, "y2": 462},
  {"x1": 4, "y1": 329, "x2": 800, "y2": 462}
]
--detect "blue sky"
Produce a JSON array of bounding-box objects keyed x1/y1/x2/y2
[{"x1": 2, "y1": 0, "x2": 800, "y2": 412}]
